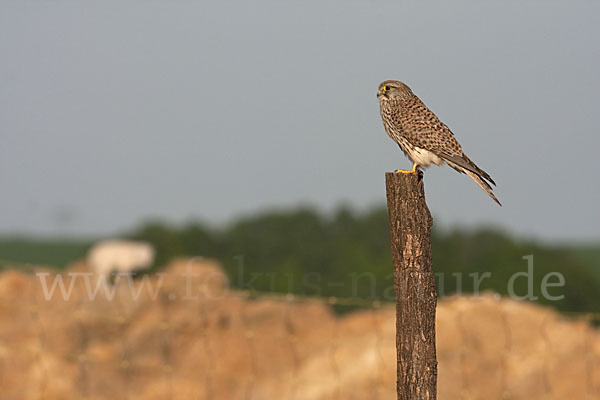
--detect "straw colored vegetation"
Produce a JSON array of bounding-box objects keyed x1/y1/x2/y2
[{"x1": 0, "y1": 259, "x2": 598, "y2": 399}]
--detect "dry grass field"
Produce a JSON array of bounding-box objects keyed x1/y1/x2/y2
[{"x1": 0, "y1": 259, "x2": 598, "y2": 399}]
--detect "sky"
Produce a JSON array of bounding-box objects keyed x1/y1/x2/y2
[{"x1": 1, "y1": 1, "x2": 599, "y2": 242}]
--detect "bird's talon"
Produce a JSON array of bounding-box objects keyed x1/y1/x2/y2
[{"x1": 394, "y1": 163, "x2": 419, "y2": 174}]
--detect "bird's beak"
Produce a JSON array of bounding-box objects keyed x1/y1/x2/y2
[{"x1": 377, "y1": 89, "x2": 382, "y2": 97}]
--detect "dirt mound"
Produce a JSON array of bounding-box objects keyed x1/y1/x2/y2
[{"x1": 0, "y1": 259, "x2": 598, "y2": 399}]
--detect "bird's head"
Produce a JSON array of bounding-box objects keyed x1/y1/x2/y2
[{"x1": 377, "y1": 80, "x2": 413, "y2": 101}]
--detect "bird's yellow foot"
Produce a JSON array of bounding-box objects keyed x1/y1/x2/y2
[{"x1": 394, "y1": 163, "x2": 419, "y2": 174}]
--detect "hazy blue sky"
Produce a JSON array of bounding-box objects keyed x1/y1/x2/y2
[{"x1": 1, "y1": 1, "x2": 599, "y2": 241}]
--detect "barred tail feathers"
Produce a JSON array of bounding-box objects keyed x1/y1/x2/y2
[
  {"x1": 463, "y1": 169, "x2": 502, "y2": 206},
  {"x1": 444, "y1": 158, "x2": 501, "y2": 206}
]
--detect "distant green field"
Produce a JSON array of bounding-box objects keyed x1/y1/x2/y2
[{"x1": 0, "y1": 238, "x2": 92, "y2": 270}]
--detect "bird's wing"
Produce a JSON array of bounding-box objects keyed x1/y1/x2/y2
[
  {"x1": 397, "y1": 96, "x2": 500, "y2": 205},
  {"x1": 398, "y1": 96, "x2": 463, "y2": 156},
  {"x1": 400, "y1": 96, "x2": 496, "y2": 186}
]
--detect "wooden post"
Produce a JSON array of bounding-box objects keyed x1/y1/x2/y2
[{"x1": 385, "y1": 172, "x2": 437, "y2": 400}]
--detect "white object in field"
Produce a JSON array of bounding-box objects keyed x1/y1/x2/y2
[{"x1": 87, "y1": 240, "x2": 155, "y2": 277}]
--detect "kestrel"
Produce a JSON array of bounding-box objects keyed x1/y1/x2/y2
[{"x1": 377, "y1": 80, "x2": 501, "y2": 206}]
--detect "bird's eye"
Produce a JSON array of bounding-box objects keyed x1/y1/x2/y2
[{"x1": 384, "y1": 85, "x2": 391, "y2": 91}]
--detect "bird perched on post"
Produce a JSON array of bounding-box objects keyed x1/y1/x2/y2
[{"x1": 377, "y1": 80, "x2": 501, "y2": 206}]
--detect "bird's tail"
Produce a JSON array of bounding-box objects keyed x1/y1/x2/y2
[
  {"x1": 444, "y1": 156, "x2": 501, "y2": 206},
  {"x1": 463, "y1": 169, "x2": 502, "y2": 206}
]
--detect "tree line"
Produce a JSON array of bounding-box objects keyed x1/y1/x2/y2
[{"x1": 127, "y1": 206, "x2": 600, "y2": 314}]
